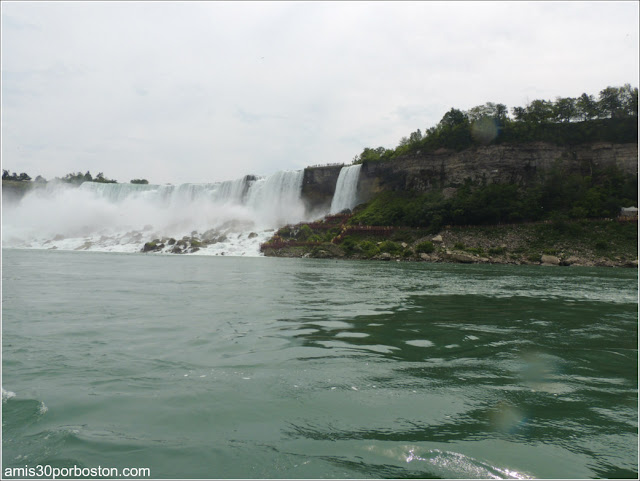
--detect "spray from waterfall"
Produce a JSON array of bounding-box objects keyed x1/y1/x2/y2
[
  {"x1": 2, "y1": 170, "x2": 307, "y2": 256},
  {"x1": 330, "y1": 164, "x2": 362, "y2": 214}
]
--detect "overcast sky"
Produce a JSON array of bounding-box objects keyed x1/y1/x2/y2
[{"x1": 2, "y1": 1, "x2": 638, "y2": 185}]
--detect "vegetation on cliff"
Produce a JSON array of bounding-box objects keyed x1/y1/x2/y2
[
  {"x1": 353, "y1": 84, "x2": 638, "y2": 163},
  {"x1": 349, "y1": 163, "x2": 637, "y2": 230}
]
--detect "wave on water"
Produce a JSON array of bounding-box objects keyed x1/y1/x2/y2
[
  {"x1": 2, "y1": 387, "x2": 17, "y2": 403},
  {"x1": 363, "y1": 445, "x2": 534, "y2": 479},
  {"x1": 2, "y1": 170, "x2": 313, "y2": 256}
]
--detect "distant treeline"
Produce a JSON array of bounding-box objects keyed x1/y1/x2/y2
[
  {"x1": 354, "y1": 84, "x2": 638, "y2": 163},
  {"x1": 2, "y1": 169, "x2": 148, "y2": 185}
]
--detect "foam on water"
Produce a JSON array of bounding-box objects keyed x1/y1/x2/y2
[{"x1": 2, "y1": 387, "x2": 16, "y2": 403}]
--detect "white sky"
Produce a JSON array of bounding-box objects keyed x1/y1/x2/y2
[{"x1": 1, "y1": 1, "x2": 638, "y2": 185}]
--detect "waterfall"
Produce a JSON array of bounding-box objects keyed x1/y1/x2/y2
[
  {"x1": 330, "y1": 164, "x2": 362, "y2": 214},
  {"x1": 246, "y1": 170, "x2": 305, "y2": 228},
  {"x1": 2, "y1": 170, "x2": 306, "y2": 256}
]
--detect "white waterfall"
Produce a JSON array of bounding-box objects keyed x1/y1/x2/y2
[
  {"x1": 246, "y1": 170, "x2": 305, "y2": 227},
  {"x1": 330, "y1": 164, "x2": 362, "y2": 214},
  {"x1": 2, "y1": 170, "x2": 307, "y2": 256}
]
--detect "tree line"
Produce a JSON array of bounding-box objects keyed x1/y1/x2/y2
[
  {"x1": 2, "y1": 169, "x2": 148, "y2": 185},
  {"x1": 354, "y1": 84, "x2": 638, "y2": 163}
]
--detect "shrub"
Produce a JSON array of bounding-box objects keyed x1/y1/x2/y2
[
  {"x1": 488, "y1": 246, "x2": 507, "y2": 255},
  {"x1": 415, "y1": 241, "x2": 435, "y2": 254},
  {"x1": 341, "y1": 236, "x2": 357, "y2": 254},
  {"x1": 359, "y1": 240, "x2": 380, "y2": 258},
  {"x1": 277, "y1": 226, "x2": 292, "y2": 238},
  {"x1": 378, "y1": 240, "x2": 402, "y2": 254},
  {"x1": 297, "y1": 224, "x2": 312, "y2": 240}
]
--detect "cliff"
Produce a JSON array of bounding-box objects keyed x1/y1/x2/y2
[{"x1": 301, "y1": 141, "x2": 638, "y2": 213}]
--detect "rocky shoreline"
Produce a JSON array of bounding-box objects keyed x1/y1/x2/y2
[{"x1": 261, "y1": 219, "x2": 639, "y2": 268}]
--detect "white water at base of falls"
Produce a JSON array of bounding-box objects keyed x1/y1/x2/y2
[
  {"x1": 330, "y1": 164, "x2": 362, "y2": 214},
  {"x1": 2, "y1": 171, "x2": 307, "y2": 256}
]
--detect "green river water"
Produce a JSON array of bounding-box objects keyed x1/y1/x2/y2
[{"x1": 2, "y1": 249, "x2": 637, "y2": 478}]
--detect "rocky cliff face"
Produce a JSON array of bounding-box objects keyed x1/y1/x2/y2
[
  {"x1": 301, "y1": 141, "x2": 638, "y2": 212},
  {"x1": 301, "y1": 165, "x2": 343, "y2": 214}
]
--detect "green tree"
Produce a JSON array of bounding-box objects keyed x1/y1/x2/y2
[
  {"x1": 525, "y1": 99, "x2": 554, "y2": 123},
  {"x1": 554, "y1": 97, "x2": 577, "y2": 122},
  {"x1": 94, "y1": 172, "x2": 117, "y2": 183},
  {"x1": 576, "y1": 93, "x2": 600, "y2": 120},
  {"x1": 439, "y1": 108, "x2": 468, "y2": 128},
  {"x1": 598, "y1": 86, "x2": 624, "y2": 118},
  {"x1": 618, "y1": 83, "x2": 638, "y2": 116},
  {"x1": 408, "y1": 129, "x2": 423, "y2": 144}
]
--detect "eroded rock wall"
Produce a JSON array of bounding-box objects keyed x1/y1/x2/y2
[{"x1": 355, "y1": 141, "x2": 638, "y2": 205}]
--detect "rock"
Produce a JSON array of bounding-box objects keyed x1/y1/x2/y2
[
  {"x1": 171, "y1": 246, "x2": 183, "y2": 254},
  {"x1": 379, "y1": 252, "x2": 392, "y2": 261},
  {"x1": 431, "y1": 234, "x2": 443, "y2": 243},
  {"x1": 541, "y1": 254, "x2": 560, "y2": 266},
  {"x1": 401, "y1": 242, "x2": 408, "y2": 248},
  {"x1": 448, "y1": 252, "x2": 475, "y2": 263},
  {"x1": 74, "y1": 241, "x2": 93, "y2": 251},
  {"x1": 142, "y1": 241, "x2": 164, "y2": 253},
  {"x1": 248, "y1": 232, "x2": 258, "y2": 239},
  {"x1": 168, "y1": 238, "x2": 176, "y2": 245},
  {"x1": 419, "y1": 253, "x2": 431, "y2": 261},
  {"x1": 560, "y1": 255, "x2": 581, "y2": 266},
  {"x1": 626, "y1": 259, "x2": 638, "y2": 268}
]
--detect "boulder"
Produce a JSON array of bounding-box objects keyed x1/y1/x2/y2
[
  {"x1": 379, "y1": 252, "x2": 392, "y2": 261},
  {"x1": 560, "y1": 255, "x2": 581, "y2": 266},
  {"x1": 431, "y1": 234, "x2": 444, "y2": 243},
  {"x1": 248, "y1": 232, "x2": 258, "y2": 239},
  {"x1": 447, "y1": 252, "x2": 475, "y2": 263},
  {"x1": 142, "y1": 241, "x2": 164, "y2": 253},
  {"x1": 541, "y1": 254, "x2": 560, "y2": 266}
]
